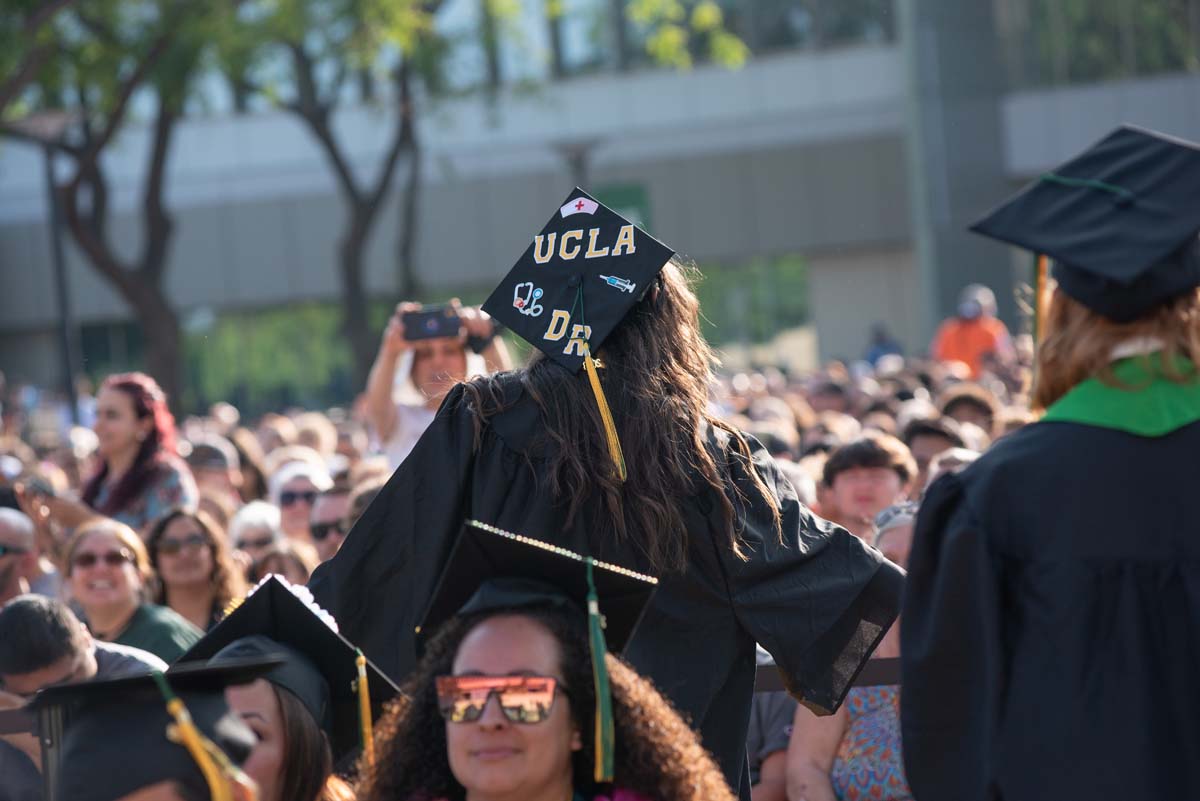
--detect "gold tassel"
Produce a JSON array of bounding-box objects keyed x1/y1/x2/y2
[
  {"x1": 154, "y1": 672, "x2": 255, "y2": 801},
  {"x1": 356, "y1": 650, "x2": 375, "y2": 767},
  {"x1": 581, "y1": 348, "x2": 627, "y2": 482}
]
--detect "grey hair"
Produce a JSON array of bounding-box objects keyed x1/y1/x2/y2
[{"x1": 228, "y1": 501, "x2": 283, "y2": 547}]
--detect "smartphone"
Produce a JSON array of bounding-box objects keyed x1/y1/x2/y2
[{"x1": 403, "y1": 305, "x2": 461, "y2": 341}]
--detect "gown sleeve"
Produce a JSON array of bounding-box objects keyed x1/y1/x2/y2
[
  {"x1": 899, "y1": 471, "x2": 1004, "y2": 801},
  {"x1": 719, "y1": 433, "x2": 904, "y2": 715},
  {"x1": 307, "y1": 383, "x2": 478, "y2": 681}
]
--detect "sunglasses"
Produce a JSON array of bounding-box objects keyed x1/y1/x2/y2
[
  {"x1": 72, "y1": 549, "x2": 133, "y2": 570},
  {"x1": 0, "y1": 544, "x2": 29, "y2": 558},
  {"x1": 158, "y1": 532, "x2": 208, "y2": 556},
  {"x1": 436, "y1": 675, "x2": 564, "y2": 724},
  {"x1": 280, "y1": 490, "x2": 318, "y2": 507},
  {"x1": 237, "y1": 535, "x2": 275, "y2": 551},
  {"x1": 310, "y1": 521, "x2": 342, "y2": 542}
]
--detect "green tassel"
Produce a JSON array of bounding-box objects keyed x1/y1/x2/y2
[{"x1": 586, "y1": 559, "x2": 614, "y2": 783}]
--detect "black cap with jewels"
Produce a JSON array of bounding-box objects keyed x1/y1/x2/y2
[
  {"x1": 176, "y1": 575, "x2": 399, "y2": 766},
  {"x1": 27, "y1": 658, "x2": 278, "y2": 801},
  {"x1": 970, "y1": 124, "x2": 1200, "y2": 322},
  {"x1": 481, "y1": 187, "x2": 675, "y2": 371}
]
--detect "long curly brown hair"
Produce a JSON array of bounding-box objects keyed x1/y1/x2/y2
[
  {"x1": 357, "y1": 605, "x2": 736, "y2": 801},
  {"x1": 145, "y1": 508, "x2": 246, "y2": 618},
  {"x1": 462, "y1": 258, "x2": 780, "y2": 571}
]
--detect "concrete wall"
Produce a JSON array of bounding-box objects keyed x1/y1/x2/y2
[{"x1": 808, "y1": 245, "x2": 920, "y2": 362}]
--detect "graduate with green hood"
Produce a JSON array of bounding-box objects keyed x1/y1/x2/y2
[
  {"x1": 310, "y1": 188, "x2": 903, "y2": 799},
  {"x1": 901, "y1": 124, "x2": 1200, "y2": 801}
]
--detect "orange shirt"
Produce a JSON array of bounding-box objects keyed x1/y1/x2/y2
[{"x1": 931, "y1": 317, "x2": 1012, "y2": 377}]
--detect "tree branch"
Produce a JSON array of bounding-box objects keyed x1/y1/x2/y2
[
  {"x1": 140, "y1": 102, "x2": 178, "y2": 279},
  {"x1": 0, "y1": 122, "x2": 83, "y2": 157},
  {"x1": 366, "y1": 65, "x2": 415, "y2": 212},
  {"x1": 25, "y1": 0, "x2": 78, "y2": 34},
  {"x1": 0, "y1": 44, "x2": 54, "y2": 116}
]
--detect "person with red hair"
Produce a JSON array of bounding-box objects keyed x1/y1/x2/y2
[{"x1": 19, "y1": 372, "x2": 198, "y2": 535}]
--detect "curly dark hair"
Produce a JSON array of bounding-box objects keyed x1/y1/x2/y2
[
  {"x1": 357, "y1": 605, "x2": 735, "y2": 801},
  {"x1": 146, "y1": 508, "x2": 246, "y2": 619},
  {"x1": 462, "y1": 258, "x2": 780, "y2": 572}
]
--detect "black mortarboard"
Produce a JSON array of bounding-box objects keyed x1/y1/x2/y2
[
  {"x1": 29, "y1": 659, "x2": 276, "y2": 801},
  {"x1": 482, "y1": 187, "x2": 675, "y2": 372},
  {"x1": 177, "y1": 576, "x2": 399, "y2": 766},
  {"x1": 418, "y1": 519, "x2": 658, "y2": 783},
  {"x1": 970, "y1": 125, "x2": 1200, "y2": 322}
]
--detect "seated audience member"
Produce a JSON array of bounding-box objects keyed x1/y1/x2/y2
[
  {"x1": 0, "y1": 509, "x2": 42, "y2": 605},
  {"x1": 293, "y1": 412, "x2": 338, "y2": 460},
  {"x1": 267, "y1": 461, "x2": 332, "y2": 545},
  {"x1": 807, "y1": 380, "x2": 852, "y2": 414},
  {"x1": 749, "y1": 647, "x2": 799, "y2": 801},
  {"x1": 786, "y1": 502, "x2": 917, "y2": 801},
  {"x1": 146, "y1": 509, "x2": 246, "y2": 631},
  {"x1": 228, "y1": 501, "x2": 286, "y2": 568},
  {"x1": 924, "y1": 448, "x2": 980, "y2": 492},
  {"x1": 822, "y1": 434, "x2": 915, "y2": 540},
  {"x1": 184, "y1": 434, "x2": 244, "y2": 508},
  {"x1": 938, "y1": 382, "x2": 1001, "y2": 439},
  {"x1": 65, "y1": 517, "x2": 201, "y2": 662},
  {"x1": 229, "y1": 427, "x2": 269, "y2": 502},
  {"x1": 343, "y1": 477, "x2": 386, "y2": 533},
  {"x1": 196, "y1": 488, "x2": 238, "y2": 533},
  {"x1": 310, "y1": 487, "x2": 350, "y2": 564},
  {"x1": 900, "y1": 417, "x2": 966, "y2": 493},
  {"x1": 996, "y1": 407, "x2": 1036, "y2": 438},
  {"x1": 0, "y1": 594, "x2": 167, "y2": 798},
  {"x1": 248, "y1": 543, "x2": 317, "y2": 586},
  {"x1": 256, "y1": 413, "x2": 298, "y2": 456}
]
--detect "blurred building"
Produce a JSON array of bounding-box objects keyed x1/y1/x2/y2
[{"x1": 3, "y1": 0, "x2": 1200, "y2": 386}]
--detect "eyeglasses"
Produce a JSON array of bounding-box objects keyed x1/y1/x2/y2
[
  {"x1": 310, "y1": 521, "x2": 342, "y2": 542},
  {"x1": 0, "y1": 544, "x2": 29, "y2": 558},
  {"x1": 436, "y1": 675, "x2": 564, "y2": 724},
  {"x1": 236, "y1": 535, "x2": 275, "y2": 551},
  {"x1": 280, "y1": 490, "x2": 317, "y2": 507},
  {"x1": 72, "y1": 549, "x2": 133, "y2": 570},
  {"x1": 157, "y1": 532, "x2": 208, "y2": 556}
]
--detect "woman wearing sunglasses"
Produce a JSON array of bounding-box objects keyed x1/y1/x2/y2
[
  {"x1": 65, "y1": 517, "x2": 201, "y2": 662},
  {"x1": 359, "y1": 522, "x2": 735, "y2": 801},
  {"x1": 146, "y1": 508, "x2": 246, "y2": 631},
  {"x1": 267, "y1": 462, "x2": 332, "y2": 546}
]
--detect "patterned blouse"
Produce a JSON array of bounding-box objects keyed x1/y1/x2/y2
[
  {"x1": 830, "y1": 685, "x2": 913, "y2": 801},
  {"x1": 90, "y1": 456, "x2": 199, "y2": 533}
]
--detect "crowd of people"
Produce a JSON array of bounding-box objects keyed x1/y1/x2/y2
[
  {"x1": 2, "y1": 126, "x2": 1197, "y2": 801},
  {"x1": 0, "y1": 279, "x2": 1029, "y2": 801}
]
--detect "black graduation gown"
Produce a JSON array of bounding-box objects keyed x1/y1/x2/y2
[
  {"x1": 901, "y1": 418, "x2": 1200, "y2": 801},
  {"x1": 309, "y1": 375, "x2": 902, "y2": 796}
]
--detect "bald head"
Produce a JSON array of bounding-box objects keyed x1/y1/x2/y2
[{"x1": 0, "y1": 508, "x2": 34, "y2": 550}]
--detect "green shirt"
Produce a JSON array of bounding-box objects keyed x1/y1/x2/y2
[{"x1": 113, "y1": 603, "x2": 202, "y2": 663}]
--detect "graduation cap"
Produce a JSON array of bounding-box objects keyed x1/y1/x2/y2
[
  {"x1": 28, "y1": 658, "x2": 277, "y2": 801},
  {"x1": 176, "y1": 575, "x2": 399, "y2": 768},
  {"x1": 971, "y1": 124, "x2": 1200, "y2": 322},
  {"x1": 418, "y1": 519, "x2": 658, "y2": 784},
  {"x1": 481, "y1": 188, "x2": 676, "y2": 480}
]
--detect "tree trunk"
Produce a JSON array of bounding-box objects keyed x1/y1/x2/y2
[
  {"x1": 128, "y1": 282, "x2": 185, "y2": 408},
  {"x1": 339, "y1": 208, "x2": 376, "y2": 388},
  {"x1": 395, "y1": 66, "x2": 422, "y2": 301}
]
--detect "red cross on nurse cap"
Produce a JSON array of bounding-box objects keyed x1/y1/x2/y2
[{"x1": 481, "y1": 187, "x2": 675, "y2": 373}]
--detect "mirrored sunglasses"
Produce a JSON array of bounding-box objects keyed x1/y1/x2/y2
[
  {"x1": 436, "y1": 675, "x2": 563, "y2": 725},
  {"x1": 72, "y1": 549, "x2": 133, "y2": 570},
  {"x1": 157, "y1": 532, "x2": 208, "y2": 556},
  {"x1": 280, "y1": 490, "x2": 318, "y2": 507}
]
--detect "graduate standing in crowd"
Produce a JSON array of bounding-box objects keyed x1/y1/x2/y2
[
  {"x1": 901, "y1": 125, "x2": 1200, "y2": 801},
  {"x1": 310, "y1": 189, "x2": 904, "y2": 798}
]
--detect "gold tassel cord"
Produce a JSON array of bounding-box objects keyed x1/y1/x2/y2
[
  {"x1": 580, "y1": 348, "x2": 627, "y2": 482},
  {"x1": 356, "y1": 650, "x2": 376, "y2": 767}
]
